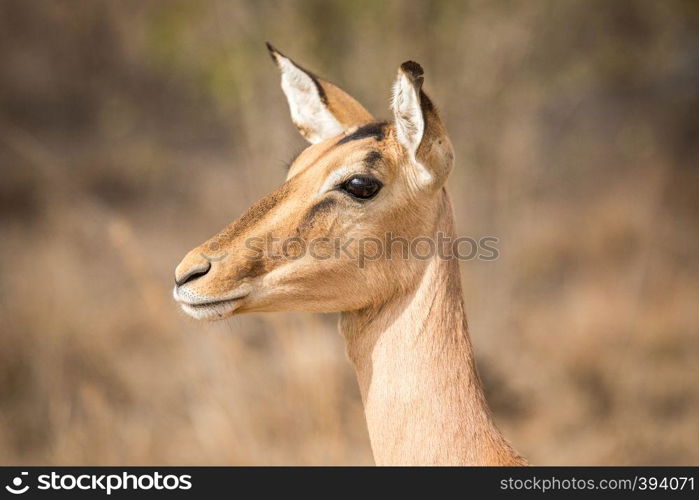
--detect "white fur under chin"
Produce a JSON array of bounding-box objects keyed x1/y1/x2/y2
[
  {"x1": 277, "y1": 57, "x2": 344, "y2": 143},
  {"x1": 172, "y1": 286, "x2": 242, "y2": 320},
  {"x1": 179, "y1": 301, "x2": 240, "y2": 320}
]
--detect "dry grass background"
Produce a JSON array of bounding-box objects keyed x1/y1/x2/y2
[{"x1": 0, "y1": 0, "x2": 697, "y2": 465}]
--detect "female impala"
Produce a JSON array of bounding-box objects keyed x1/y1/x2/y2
[{"x1": 173, "y1": 44, "x2": 525, "y2": 465}]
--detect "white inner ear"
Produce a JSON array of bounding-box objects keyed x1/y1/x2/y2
[
  {"x1": 277, "y1": 57, "x2": 344, "y2": 144},
  {"x1": 391, "y1": 72, "x2": 432, "y2": 185}
]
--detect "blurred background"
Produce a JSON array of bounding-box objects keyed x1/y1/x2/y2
[{"x1": 0, "y1": 0, "x2": 697, "y2": 465}]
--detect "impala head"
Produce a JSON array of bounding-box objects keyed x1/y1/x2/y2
[{"x1": 174, "y1": 44, "x2": 454, "y2": 320}]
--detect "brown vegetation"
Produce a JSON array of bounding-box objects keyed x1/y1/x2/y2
[{"x1": 0, "y1": 0, "x2": 697, "y2": 464}]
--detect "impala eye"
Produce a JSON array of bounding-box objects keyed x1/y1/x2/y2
[{"x1": 340, "y1": 175, "x2": 382, "y2": 200}]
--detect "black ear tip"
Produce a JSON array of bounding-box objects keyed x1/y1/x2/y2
[
  {"x1": 265, "y1": 42, "x2": 280, "y2": 62},
  {"x1": 400, "y1": 61, "x2": 424, "y2": 79}
]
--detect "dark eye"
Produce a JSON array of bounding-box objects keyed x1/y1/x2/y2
[{"x1": 341, "y1": 175, "x2": 382, "y2": 200}]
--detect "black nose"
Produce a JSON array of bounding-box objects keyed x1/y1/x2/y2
[{"x1": 175, "y1": 261, "x2": 211, "y2": 286}]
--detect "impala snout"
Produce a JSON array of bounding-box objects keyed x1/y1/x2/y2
[{"x1": 173, "y1": 246, "x2": 252, "y2": 320}]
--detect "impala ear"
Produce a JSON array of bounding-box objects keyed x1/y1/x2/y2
[
  {"x1": 266, "y1": 43, "x2": 374, "y2": 143},
  {"x1": 391, "y1": 61, "x2": 454, "y2": 190}
]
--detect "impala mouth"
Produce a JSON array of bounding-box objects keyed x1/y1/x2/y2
[{"x1": 173, "y1": 288, "x2": 248, "y2": 320}]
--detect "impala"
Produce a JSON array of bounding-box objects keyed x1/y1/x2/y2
[{"x1": 173, "y1": 44, "x2": 525, "y2": 465}]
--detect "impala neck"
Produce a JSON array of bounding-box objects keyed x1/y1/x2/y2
[{"x1": 340, "y1": 190, "x2": 524, "y2": 465}]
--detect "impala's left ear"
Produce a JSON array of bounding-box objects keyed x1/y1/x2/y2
[
  {"x1": 267, "y1": 43, "x2": 374, "y2": 144},
  {"x1": 391, "y1": 61, "x2": 454, "y2": 190}
]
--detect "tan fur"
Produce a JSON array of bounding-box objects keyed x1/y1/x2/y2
[
  {"x1": 174, "y1": 47, "x2": 525, "y2": 465},
  {"x1": 323, "y1": 79, "x2": 374, "y2": 129},
  {"x1": 342, "y1": 191, "x2": 525, "y2": 465}
]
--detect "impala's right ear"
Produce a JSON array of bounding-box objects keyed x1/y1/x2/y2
[{"x1": 266, "y1": 43, "x2": 374, "y2": 143}]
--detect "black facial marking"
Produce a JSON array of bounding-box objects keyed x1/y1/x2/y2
[
  {"x1": 337, "y1": 122, "x2": 388, "y2": 145},
  {"x1": 364, "y1": 150, "x2": 382, "y2": 169},
  {"x1": 297, "y1": 197, "x2": 337, "y2": 234}
]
